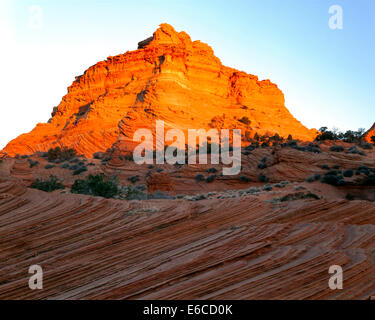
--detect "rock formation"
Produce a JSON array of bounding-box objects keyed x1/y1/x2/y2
[
  {"x1": 364, "y1": 123, "x2": 375, "y2": 143},
  {"x1": 3, "y1": 23, "x2": 317, "y2": 157}
]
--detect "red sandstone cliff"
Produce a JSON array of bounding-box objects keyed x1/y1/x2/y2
[
  {"x1": 4, "y1": 23, "x2": 317, "y2": 157},
  {"x1": 364, "y1": 123, "x2": 375, "y2": 143}
]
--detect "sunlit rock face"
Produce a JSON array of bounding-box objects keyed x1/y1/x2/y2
[
  {"x1": 364, "y1": 123, "x2": 375, "y2": 143},
  {"x1": 3, "y1": 23, "x2": 317, "y2": 157}
]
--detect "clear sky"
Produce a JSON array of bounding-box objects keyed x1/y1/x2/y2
[{"x1": 0, "y1": 0, "x2": 374, "y2": 148}]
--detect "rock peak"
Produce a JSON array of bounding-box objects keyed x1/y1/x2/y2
[
  {"x1": 4, "y1": 23, "x2": 317, "y2": 157},
  {"x1": 138, "y1": 23, "x2": 194, "y2": 50}
]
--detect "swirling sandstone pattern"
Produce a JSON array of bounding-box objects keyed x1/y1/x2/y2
[
  {"x1": 0, "y1": 176, "x2": 374, "y2": 300},
  {"x1": 3, "y1": 24, "x2": 316, "y2": 157}
]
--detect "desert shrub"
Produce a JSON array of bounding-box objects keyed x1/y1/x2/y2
[
  {"x1": 321, "y1": 164, "x2": 330, "y2": 170},
  {"x1": 258, "y1": 162, "x2": 267, "y2": 169},
  {"x1": 156, "y1": 168, "x2": 163, "y2": 173},
  {"x1": 47, "y1": 146, "x2": 76, "y2": 161},
  {"x1": 45, "y1": 164, "x2": 55, "y2": 169},
  {"x1": 128, "y1": 175, "x2": 140, "y2": 184},
  {"x1": 206, "y1": 175, "x2": 216, "y2": 183},
  {"x1": 357, "y1": 165, "x2": 370, "y2": 176},
  {"x1": 316, "y1": 127, "x2": 365, "y2": 142},
  {"x1": 343, "y1": 169, "x2": 354, "y2": 178},
  {"x1": 333, "y1": 165, "x2": 340, "y2": 169},
  {"x1": 120, "y1": 185, "x2": 147, "y2": 200},
  {"x1": 73, "y1": 166, "x2": 87, "y2": 175},
  {"x1": 371, "y1": 136, "x2": 375, "y2": 145},
  {"x1": 28, "y1": 160, "x2": 39, "y2": 168},
  {"x1": 195, "y1": 174, "x2": 205, "y2": 182},
  {"x1": 346, "y1": 194, "x2": 355, "y2": 200},
  {"x1": 306, "y1": 174, "x2": 321, "y2": 183},
  {"x1": 263, "y1": 184, "x2": 272, "y2": 191},
  {"x1": 239, "y1": 175, "x2": 251, "y2": 183},
  {"x1": 321, "y1": 171, "x2": 344, "y2": 186},
  {"x1": 363, "y1": 175, "x2": 375, "y2": 186},
  {"x1": 330, "y1": 145, "x2": 344, "y2": 152},
  {"x1": 71, "y1": 174, "x2": 119, "y2": 198},
  {"x1": 206, "y1": 167, "x2": 218, "y2": 174},
  {"x1": 258, "y1": 173, "x2": 269, "y2": 183},
  {"x1": 123, "y1": 154, "x2": 134, "y2": 161},
  {"x1": 148, "y1": 191, "x2": 175, "y2": 199},
  {"x1": 279, "y1": 192, "x2": 320, "y2": 202},
  {"x1": 347, "y1": 146, "x2": 366, "y2": 156},
  {"x1": 60, "y1": 163, "x2": 70, "y2": 169},
  {"x1": 31, "y1": 176, "x2": 64, "y2": 192},
  {"x1": 93, "y1": 152, "x2": 103, "y2": 159},
  {"x1": 359, "y1": 142, "x2": 373, "y2": 150},
  {"x1": 21, "y1": 155, "x2": 28, "y2": 159}
]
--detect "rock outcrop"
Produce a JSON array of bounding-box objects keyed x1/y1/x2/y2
[
  {"x1": 3, "y1": 23, "x2": 317, "y2": 157},
  {"x1": 364, "y1": 123, "x2": 375, "y2": 143},
  {"x1": 0, "y1": 175, "x2": 375, "y2": 299}
]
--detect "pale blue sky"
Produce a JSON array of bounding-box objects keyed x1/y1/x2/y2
[{"x1": 0, "y1": 0, "x2": 374, "y2": 148}]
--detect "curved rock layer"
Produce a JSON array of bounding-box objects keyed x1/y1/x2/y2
[
  {"x1": 3, "y1": 23, "x2": 317, "y2": 157},
  {"x1": 0, "y1": 177, "x2": 374, "y2": 300}
]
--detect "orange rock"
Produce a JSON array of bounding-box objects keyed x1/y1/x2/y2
[
  {"x1": 10, "y1": 159, "x2": 34, "y2": 186},
  {"x1": 364, "y1": 123, "x2": 375, "y2": 143},
  {"x1": 4, "y1": 23, "x2": 317, "y2": 157},
  {"x1": 146, "y1": 172, "x2": 174, "y2": 194}
]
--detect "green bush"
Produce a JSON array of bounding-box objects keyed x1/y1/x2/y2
[
  {"x1": 258, "y1": 173, "x2": 269, "y2": 183},
  {"x1": 239, "y1": 175, "x2": 251, "y2": 183},
  {"x1": 31, "y1": 176, "x2": 64, "y2": 192},
  {"x1": 343, "y1": 169, "x2": 354, "y2": 178},
  {"x1": 71, "y1": 174, "x2": 119, "y2": 198},
  {"x1": 45, "y1": 164, "x2": 55, "y2": 169},
  {"x1": 73, "y1": 166, "x2": 87, "y2": 175},
  {"x1": 195, "y1": 174, "x2": 205, "y2": 182},
  {"x1": 128, "y1": 175, "x2": 140, "y2": 184},
  {"x1": 330, "y1": 146, "x2": 344, "y2": 152},
  {"x1": 206, "y1": 175, "x2": 216, "y2": 183}
]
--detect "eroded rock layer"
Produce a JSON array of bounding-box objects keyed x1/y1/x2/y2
[
  {"x1": 3, "y1": 24, "x2": 316, "y2": 157},
  {"x1": 0, "y1": 176, "x2": 374, "y2": 300}
]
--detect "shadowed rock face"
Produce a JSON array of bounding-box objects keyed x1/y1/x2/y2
[{"x1": 3, "y1": 23, "x2": 317, "y2": 157}]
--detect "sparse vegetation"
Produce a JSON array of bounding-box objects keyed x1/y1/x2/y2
[
  {"x1": 47, "y1": 146, "x2": 77, "y2": 161},
  {"x1": 73, "y1": 166, "x2": 88, "y2": 175},
  {"x1": 258, "y1": 173, "x2": 269, "y2": 183},
  {"x1": 279, "y1": 192, "x2": 320, "y2": 202},
  {"x1": 316, "y1": 127, "x2": 365, "y2": 143},
  {"x1": 195, "y1": 174, "x2": 205, "y2": 182},
  {"x1": 239, "y1": 175, "x2": 251, "y2": 183},
  {"x1": 330, "y1": 145, "x2": 344, "y2": 152},
  {"x1": 306, "y1": 174, "x2": 321, "y2": 183},
  {"x1": 128, "y1": 175, "x2": 140, "y2": 184},
  {"x1": 45, "y1": 164, "x2": 55, "y2": 169},
  {"x1": 321, "y1": 170, "x2": 344, "y2": 186},
  {"x1": 31, "y1": 176, "x2": 64, "y2": 192},
  {"x1": 206, "y1": 175, "x2": 216, "y2": 183},
  {"x1": 343, "y1": 169, "x2": 354, "y2": 178},
  {"x1": 71, "y1": 174, "x2": 119, "y2": 198},
  {"x1": 28, "y1": 160, "x2": 39, "y2": 168}
]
